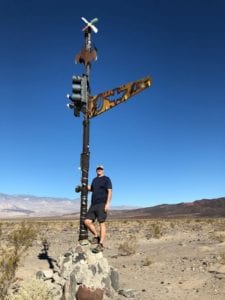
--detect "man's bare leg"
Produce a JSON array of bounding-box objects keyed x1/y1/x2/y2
[
  {"x1": 84, "y1": 219, "x2": 98, "y2": 237},
  {"x1": 99, "y1": 222, "x2": 106, "y2": 245}
]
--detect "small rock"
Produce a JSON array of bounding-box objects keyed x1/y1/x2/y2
[
  {"x1": 42, "y1": 269, "x2": 53, "y2": 279},
  {"x1": 75, "y1": 245, "x2": 84, "y2": 253},
  {"x1": 64, "y1": 252, "x2": 72, "y2": 257},
  {"x1": 36, "y1": 271, "x2": 45, "y2": 280},
  {"x1": 110, "y1": 267, "x2": 119, "y2": 291},
  {"x1": 118, "y1": 289, "x2": 138, "y2": 298}
]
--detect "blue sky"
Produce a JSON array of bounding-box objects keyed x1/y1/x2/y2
[{"x1": 0, "y1": 0, "x2": 225, "y2": 207}]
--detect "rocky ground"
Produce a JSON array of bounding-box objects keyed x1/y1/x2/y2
[{"x1": 2, "y1": 217, "x2": 225, "y2": 299}]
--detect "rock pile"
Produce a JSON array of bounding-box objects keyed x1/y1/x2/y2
[{"x1": 36, "y1": 243, "x2": 119, "y2": 300}]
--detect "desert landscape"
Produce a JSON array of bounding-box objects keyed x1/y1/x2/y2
[{"x1": 1, "y1": 214, "x2": 225, "y2": 299}]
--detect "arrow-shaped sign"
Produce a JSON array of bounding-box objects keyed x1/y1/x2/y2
[{"x1": 88, "y1": 76, "x2": 152, "y2": 118}]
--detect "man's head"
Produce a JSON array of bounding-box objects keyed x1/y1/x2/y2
[{"x1": 96, "y1": 165, "x2": 104, "y2": 177}]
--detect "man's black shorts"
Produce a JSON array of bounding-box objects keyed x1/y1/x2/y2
[{"x1": 85, "y1": 203, "x2": 107, "y2": 223}]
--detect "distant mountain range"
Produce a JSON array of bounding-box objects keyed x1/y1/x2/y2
[
  {"x1": 0, "y1": 193, "x2": 136, "y2": 218},
  {"x1": 0, "y1": 193, "x2": 225, "y2": 219},
  {"x1": 0, "y1": 193, "x2": 82, "y2": 218},
  {"x1": 109, "y1": 197, "x2": 225, "y2": 219}
]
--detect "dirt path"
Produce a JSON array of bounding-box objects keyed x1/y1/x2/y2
[{"x1": 13, "y1": 218, "x2": 225, "y2": 299}]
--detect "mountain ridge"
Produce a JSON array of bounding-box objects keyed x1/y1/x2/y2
[
  {"x1": 108, "y1": 197, "x2": 225, "y2": 218},
  {"x1": 0, "y1": 192, "x2": 137, "y2": 218},
  {"x1": 1, "y1": 193, "x2": 225, "y2": 218},
  {"x1": 0, "y1": 193, "x2": 80, "y2": 218}
]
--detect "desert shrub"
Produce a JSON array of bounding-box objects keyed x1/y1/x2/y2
[
  {"x1": 195, "y1": 219, "x2": 202, "y2": 223},
  {"x1": 8, "y1": 221, "x2": 37, "y2": 253},
  {"x1": 0, "y1": 222, "x2": 38, "y2": 299},
  {"x1": 0, "y1": 248, "x2": 19, "y2": 297},
  {"x1": 215, "y1": 232, "x2": 225, "y2": 243},
  {"x1": 69, "y1": 221, "x2": 74, "y2": 228},
  {"x1": 205, "y1": 218, "x2": 214, "y2": 224},
  {"x1": 218, "y1": 253, "x2": 225, "y2": 265},
  {"x1": 152, "y1": 223, "x2": 162, "y2": 238},
  {"x1": 170, "y1": 222, "x2": 175, "y2": 229},
  {"x1": 118, "y1": 236, "x2": 137, "y2": 256},
  {"x1": 141, "y1": 256, "x2": 152, "y2": 267},
  {"x1": 7, "y1": 279, "x2": 54, "y2": 300}
]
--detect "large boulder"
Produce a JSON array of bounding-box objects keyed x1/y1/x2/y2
[{"x1": 76, "y1": 285, "x2": 104, "y2": 300}]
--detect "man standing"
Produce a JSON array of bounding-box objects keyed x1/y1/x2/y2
[{"x1": 84, "y1": 165, "x2": 112, "y2": 253}]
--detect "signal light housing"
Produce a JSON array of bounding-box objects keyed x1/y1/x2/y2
[{"x1": 67, "y1": 75, "x2": 88, "y2": 117}]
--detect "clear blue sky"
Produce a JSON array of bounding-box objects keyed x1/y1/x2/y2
[{"x1": 0, "y1": 0, "x2": 225, "y2": 207}]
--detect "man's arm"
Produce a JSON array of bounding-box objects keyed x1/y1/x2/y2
[{"x1": 104, "y1": 189, "x2": 112, "y2": 212}]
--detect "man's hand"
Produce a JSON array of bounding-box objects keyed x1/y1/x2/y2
[
  {"x1": 104, "y1": 203, "x2": 110, "y2": 212},
  {"x1": 105, "y1": 189, "x2": 112, "y2": 212}
]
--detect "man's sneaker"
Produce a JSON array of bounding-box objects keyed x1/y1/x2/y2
[
  {"x1": 92, "y1": 243, "x2": 104, "y2": 253},
  {"x1": 90, "y1": 236, "x2": 100, "y2": 244}
]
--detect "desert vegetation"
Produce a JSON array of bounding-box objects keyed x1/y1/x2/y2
[
  {"x1": 0, "y1": 221, "x2": 38, "y2": 298},
  {"x1": 0, "y1": 219, "x2": 80, "y2": 299},
  {"x1": 0, "y1": 217, "x2": 225, "y2": 299}
]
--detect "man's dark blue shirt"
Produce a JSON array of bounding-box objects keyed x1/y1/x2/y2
[{"x1": 91, "y1": 175, "x2": 112, "y2": 205}]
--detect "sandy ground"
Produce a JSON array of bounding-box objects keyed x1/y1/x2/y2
[{"x1": 6, "y1": 218, "x2": 225, "y2": 299}]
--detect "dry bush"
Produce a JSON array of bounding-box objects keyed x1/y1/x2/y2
[
  {"x1": 152, "y1": 223, "x2": 163, "y2": 238},
  {"x1": 0, "y1": 248, "x2": 19, "y2": 297},
  {"x1": 0, "y1": 221, "x2": 38, "y2": 299},
  {"x1": 8, "y1": 221, "x2": 38, "y2": 254},
  {"x1": 141, "y1": 256, "x2": 152, "y2": 267},
  {"x1": 214, "y1": 232, "x2": 225, "y2": 243},
  {"x1": 170, "y1": 222, "x2": 175, "y2": 229},
  {"x1": 7, "y1": 279, "x2": 53, "y2": 300},
  {"x1": 219, "y1": 253, "x2": 225, "y2": 265},
  {"x1": 118, "y1": 236, "x2": 137, "y2": 256}
]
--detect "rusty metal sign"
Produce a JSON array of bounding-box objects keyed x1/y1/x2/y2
[{"x1": 88, "y1": 76, "x2": 152, "y2": 118}]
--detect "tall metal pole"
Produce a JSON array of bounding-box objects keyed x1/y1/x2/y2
[
  {"x1": 69, "y1": 17, "x2": 151, "y2": 243},
  {"x1": 79, "y1": 27, "x2": 91, "y2": 242}
]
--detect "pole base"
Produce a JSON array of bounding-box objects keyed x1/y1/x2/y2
[{"x1": 79, "y1": 239, "x2": 89, "y2": 246}]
